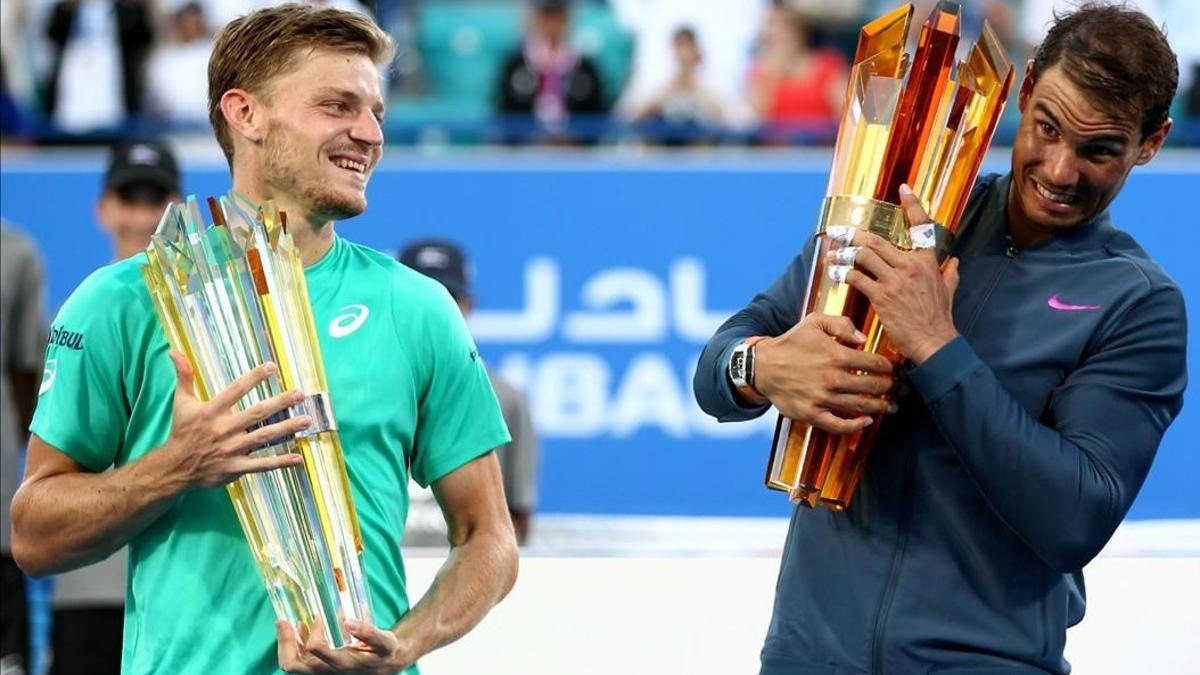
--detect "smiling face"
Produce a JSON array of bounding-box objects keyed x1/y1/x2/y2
[
  {"x1": 1007, "y1": 63, "x2": 1169, "y2": 245},
  {"x1": 97, "y1": 188, "x2": 178, "y2": 259},
  {"x1": 254, "y1": 48, "x2": 385, "y2": 222}
]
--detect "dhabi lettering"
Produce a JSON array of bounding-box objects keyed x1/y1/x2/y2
[{"x1": 49, "y1": 325, "x2": 84, "y2": 350}]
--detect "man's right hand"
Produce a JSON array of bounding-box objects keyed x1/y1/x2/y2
[
  {"x1": 163, "y1": 350, "x2": 309, "y2": 489},
  {"x1": 753, "y1": 314, "x2": 896, "y2": 435}
]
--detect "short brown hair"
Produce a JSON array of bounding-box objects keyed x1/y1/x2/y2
[
  {"x1": 207, "y1": 4, "x2": 394, "y2": 164},
  {"x1": 1032, "y1": 2, "x2": 1178, "y2": 141}
]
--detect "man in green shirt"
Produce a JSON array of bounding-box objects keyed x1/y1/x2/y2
[{"x1": 11, "y1": 6, "x2": 518, "y2": 674}]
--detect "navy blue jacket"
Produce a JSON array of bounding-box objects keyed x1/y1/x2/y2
[{"x1": 694, "y1": 174, "x2": 1187, "y2": 674}]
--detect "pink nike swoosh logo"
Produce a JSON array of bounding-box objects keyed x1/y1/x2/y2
[{"x1": 1048, "y1": 293, "x2": 1101, "y2": 311}]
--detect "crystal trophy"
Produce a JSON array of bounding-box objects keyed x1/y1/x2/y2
[
  {"x1": 765, "y1": 2, "x2": 1015, "y2": 510},
  {"x1": 141, "y1": 194, "x2": 371, "y2": 646}
]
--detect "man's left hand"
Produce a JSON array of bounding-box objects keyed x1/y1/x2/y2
[
  {"x1": 829, "y1": 184, "x2": 961, "y2": 365},
  {"x1": 278, "y1": 619, "x2": 413, "y2": 674}
]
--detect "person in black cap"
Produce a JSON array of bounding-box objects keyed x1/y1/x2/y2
[
  {"x1": 98, "y1": 139, "x2": 182, "y2": 260},
  {"x1": 400, "y1": 239, "x2": 541, "y2": 545},
  {"x1": 41, "y1": 139, "x2": 182, "y2": 675}
]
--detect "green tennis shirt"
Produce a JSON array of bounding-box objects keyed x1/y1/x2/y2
[{"x1": 31, "y1": 235, "x2": 510, "y2": 674}]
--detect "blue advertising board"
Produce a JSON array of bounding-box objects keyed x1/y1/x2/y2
[{"x1": 2, "y1": 151, "x2": 1196, "y2": 520}]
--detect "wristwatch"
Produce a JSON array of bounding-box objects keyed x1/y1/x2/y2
[{"x1": 728, "y1": 336, "x2": 768, "y2": 403}]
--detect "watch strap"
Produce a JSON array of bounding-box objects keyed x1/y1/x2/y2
[{"x1": 731, "y1": 336, "x2": 768, "y2": 403}]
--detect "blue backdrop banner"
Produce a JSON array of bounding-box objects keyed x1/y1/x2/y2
[{"x1": 2, "y1": 152, "x2": 1195, "y2": 520}]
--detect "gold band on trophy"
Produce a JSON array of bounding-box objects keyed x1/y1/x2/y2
[{"x1": 817, "y1": 196, "x2": 909, "y2": 246}]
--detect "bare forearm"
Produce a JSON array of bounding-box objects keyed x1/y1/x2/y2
[
  {"x1": 11, "y1": 447, "x2": 190, "y2": 575},
  {"x1": 394, "y1": 528, "x2": 518, "y2": 660}
]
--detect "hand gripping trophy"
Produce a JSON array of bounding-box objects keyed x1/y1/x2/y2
[
  {"x1": 141, "y1": 194, "x2": 370, "y2": 646},
  {"x1": 765, "y1": 2, "x2": 1015, "y2": 509}
]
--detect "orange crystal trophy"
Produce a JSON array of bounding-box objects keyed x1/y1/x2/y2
[{"x1": 765, "y1": 2, "x2": 1014, "y2": 510}]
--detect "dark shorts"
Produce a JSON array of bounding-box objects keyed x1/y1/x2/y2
[{"x1": 49, "y1": 607, "x2": 123, "y2": 675}]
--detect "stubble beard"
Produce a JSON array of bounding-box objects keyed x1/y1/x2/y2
[{"x1": 262, "y1": 120, "x2": 367, "y2": 223}]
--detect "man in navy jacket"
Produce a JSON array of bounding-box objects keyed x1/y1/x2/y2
[{"x1": 694, "y1": 5, "x2": 1186, "y2": 674}]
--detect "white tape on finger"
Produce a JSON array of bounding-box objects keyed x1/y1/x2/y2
[
  {"x1": 827, "y1": 264, "x2": 852, "y2": 283},
  {"x1": 831, "y1": 246, "x2": 862, "y2": 266},
  {"x1": 910, "y1": 223, "x2": 937, "y2": 250},
  {"x1": 825, "y1": 225, "x2": 856, "y2": 246}
]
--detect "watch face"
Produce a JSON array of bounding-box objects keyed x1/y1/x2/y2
[{"x1": 731, "y1": 350, "x2": 746, "y2": 378}]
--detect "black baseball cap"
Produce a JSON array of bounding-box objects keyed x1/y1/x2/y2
[
  {"x1": 399, "y1": 239, "x2": 471, "y2": 299},
  {"x1": 532, "y1": 0, "x2": 571, "y2": 11},
  {"x1": 104, "y1": 139, "x2": 181, "y2": 202}
]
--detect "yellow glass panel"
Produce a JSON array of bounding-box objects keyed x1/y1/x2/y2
[
  {"x1": 142, "y1": 193, "x2": 372, "y2": 645},
  {"x1": 853, "y1": 3, "x2": 913, "y2": 78}
]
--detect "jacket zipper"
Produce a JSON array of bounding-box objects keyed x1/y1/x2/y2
[
  {"x1": 962, "y1": 241, "x2": 1017, "y2": 339},
  {"x1": 869, "y1": 242, "x2": 1016, "y2": 673}
]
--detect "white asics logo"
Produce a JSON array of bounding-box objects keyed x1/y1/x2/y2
[
  {"x1": 39, "y1": 359, "x2": 57, "y2": 395},
  {"x1": 328, "y1": 304, "x2": 370, "y2": 338}
]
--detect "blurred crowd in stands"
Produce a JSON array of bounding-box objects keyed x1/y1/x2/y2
[{"x1": 1, "y1": 0, "x2": 1198, "y2": 147}]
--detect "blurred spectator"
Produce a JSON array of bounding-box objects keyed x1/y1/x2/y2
[
  {"x1": 747, "y1": 2, "x2": 847, "y2": 138},
  {"x1": 631, "y1": 26, "x2": 727, "y2": 143},
  {"x1": 1, "y1": 221, "x2": 47, "y2": 675},
  {"x1": 46, "y1": 139, "x2": 180, "y2": 675},
  {"x1": 1, "y1": 0, "x2": 32, "y2": 124},
  {"x1": 400, "y1": 239, "x2": 541, "y2": 546},
  {"x1": 2, "y1": 0, "x2": 58, "y2": 117},
  {"x1": 95, "y1": 139, "x2": 181, "y2": 259},
  {"x1": 612, "y1": 0, "x2": 767, "y2": 131},
  {"x1": 1, "y1": 57, "x2": 29, "y2": 142},
  {"x1": 385, "y1": 0, "x2": 425, "y2": 96},
  {"x1": 497, "y1": 0, "x2": 608, "y2": 140},
  {"x1": 146, "y1": 1, "x2": 213, "y2": 127},
  {"x1": 42, "y1": 0, "x2": 155, "y2": 134}
]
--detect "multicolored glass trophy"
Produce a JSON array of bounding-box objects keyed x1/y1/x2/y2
[
  {"x1": 765, "y1": 2, "x2": 1014, "y2": 509},
  {"x1": 141, "y1": 194, "x2": 371, "y2": 646}
]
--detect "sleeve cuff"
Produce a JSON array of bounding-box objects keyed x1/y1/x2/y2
[
  {"x1": 27, "y1": 423, "x2": 113, "y2": 474},
  {"x1": 417, "y1": 429, "x2": 511, "y2": 488},
  {"x1": 907, "y1": 336, "x2": 984, "y2": 405}
]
